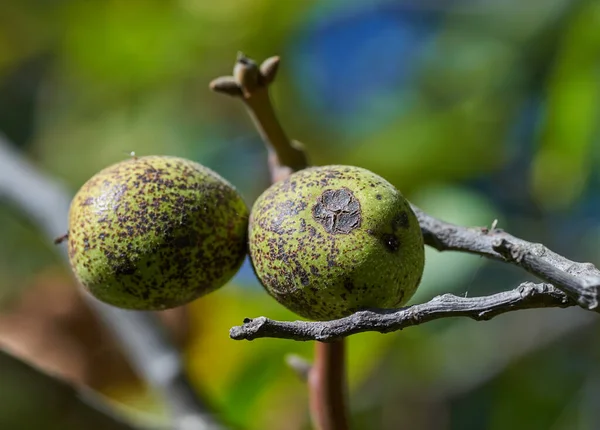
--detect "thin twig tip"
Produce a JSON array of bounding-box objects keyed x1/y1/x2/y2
[{"x1": 54, "y1": 233, "x2": 68, "y2": 245}]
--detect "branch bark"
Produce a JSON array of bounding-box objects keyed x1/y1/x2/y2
[
  {"x1": 413, "y1": 206, "x2": 600, "y2": 310},
  {"x1": 0, "y1": 134, "x2": 225, "y2": 430},
  {"x1": 211, "y1": 53, "x2": 600, "y2": 428},
  {"x1": 211, "y1": 54, "x2": 348, "y2": 430},
  {"x1": 210, "y1": 52, "x2": 308, "y2": 183},
  {"x1": 0, "y1": 347, "x2": 138, "y2": 430},
  {"x1": 230, "y1": 282, "x2": 575, "y2": 342},
  {"x1": 211, "y1": 55, "x2": 600, "y2": 345}
]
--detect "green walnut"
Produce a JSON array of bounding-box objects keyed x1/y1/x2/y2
[
  {"x1": 248, "y1": 165, "x2": 425, "y2": 321},
  {"x1": 67, "y1": 155, "x2": 249, "y2": 310}
]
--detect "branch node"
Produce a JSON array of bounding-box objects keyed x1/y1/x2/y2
[
  {"x1": 211, "y1": 53, "x2": 309, "y2": 182},
  {"x1": 493, "y1": 238, "x2": 525, "y2": 262},
  {"x1": 260, "y1": 56, "x2": 280, "y2": 85},
  {"x1": 233, "y1": 52, "x2": 261, "y2": 98},
  {"x1": 209, "y1": 76, "x2": 243, "y2": 97},
  {"x1": 54, "y1": 233, "x2": 69, "y2": 245}
]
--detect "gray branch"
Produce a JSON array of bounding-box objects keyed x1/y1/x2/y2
[
  {"x1": 0, "y1": 134, "x2": 225, "y2": 430},
  {"x1": 0, "y1": 347, "x2": 138, "y2": 430},
  {"x1": 230, "y1": 205, "x2": 600, "y2": 342},
  {"x1": 230, "y1": 282, "x2": 575, "y2": 342},
  {"x1": 413, "y1": 206, "x2": 600, "y2": 310}
]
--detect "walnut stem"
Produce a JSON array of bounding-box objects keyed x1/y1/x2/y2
[
  {"x1": 211, "y1": 54, "x2": 349, "y2": 430},
  {"x1": 310, "y1": 341, "x2": 350, "y2": 430},
  {"x1": 209, "y1": 52, "x2": 308, "y2": 183}
]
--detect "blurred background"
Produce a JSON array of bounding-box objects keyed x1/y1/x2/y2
[{"x1": 0, "y1": 0, "x2": 599, "y2": 429}]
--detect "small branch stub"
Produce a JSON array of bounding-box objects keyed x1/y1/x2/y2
[
  {"x1": 209, "y1": 52, "x2": 279, "y2": 100},
  {"x1": 54, "y1": 233, "x2": 68, "y2": 245},
  {"x1": 210, "y1": 53, "x2": 308, "y2": 182},
  {"x1": 285, "y1": 354, "x2": 312, "y2": 382},
  {"x1": 209, "y1": 77, "x2": 242, "y2": 97},
  {"x1": 260, "y1": 56, "x2": 280, "y2": 84}
]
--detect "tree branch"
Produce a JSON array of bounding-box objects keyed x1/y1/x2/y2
[
  {"x1": 412, "y1": 206, "x2": 600, "y2": 310},
  {"x1": 0, "y1": 134, "x2": 225, "y2": 430},
  {"x1": 0, "y1": 347, "x2": 138, "y2": 430},
  {"x1": 230, "y1": 282, "x2": 576, "y2": 342},
  {"x1": 211, "y1": 54, "x2": 348, "y2": 430},
  {"x1": 211, "y1": 52, "x2": 600, "y2": 426},
  {"x1": 285, "y1": 354, "x2": 312, "y2": 382},
  {"x1": 226, "y1": 202, "x2": 600, "y2": 343},
  {"x1": 212, "y1": 55, "x2": 599, "y2": 345},
  {"x1": 210, "y1": 52, "x2": 308, "y2": 183}
]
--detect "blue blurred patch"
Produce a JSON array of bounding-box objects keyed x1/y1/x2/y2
[
  {"x1": 232, "y1": 255, "x2": 263, "y2": 290},
  {"x1": 466, "y1": 93, "x2": 544, "y2": 216},
  {"x1": 289, "y1": 1, "x2": 440, "y2": 137}
]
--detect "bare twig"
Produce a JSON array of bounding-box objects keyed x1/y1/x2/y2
[
  {"x1": 0, "y1": 134, "x2": 225, "y2": 430},
  {"x1": 211, "y1": 54, "x2": 348, "y2": 430},
  {"x1": 230, "y1": 283, "x2": 575, "y2": 342},
  {"x1": 285, "y1": 354, "x2": 312, "y2": 382},
  {"x1": 210, "y1": 52, "x2": 308, "y2": 183},
  {"x1": 210, "y1": 51, "x2": 600, "y2": 427},
  {"x1": 89, "y1": 301, "x2": 224, "y2": 430},
  {"x1": 225, "y1": 196, "x2": 600, "y2": 344},
  {"x1": 212, "y1": 54, "x2": 599, "y2": 345},
  {"x1": 413, "y1": 206, "x2": 600, "y2": 310},
  {"x1": 0, "y1": 347, "x2": 138, "y2": 430}
]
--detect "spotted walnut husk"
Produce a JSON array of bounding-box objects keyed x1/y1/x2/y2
[
  {"x1": 248, "y1": 165, "x2": 425, "y2": 321},
  {"x1": 67, "y1": 155, "x2": 249, "y2": 310}
]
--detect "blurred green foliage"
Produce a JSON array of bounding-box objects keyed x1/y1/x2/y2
[{"x1": 1, "y1": 0, "x2": 599, "y2": 429}]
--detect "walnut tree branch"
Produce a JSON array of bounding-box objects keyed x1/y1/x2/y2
[
  {"x1": 211, "y1": 54, "x2": 348, "y2": 430},
  {"x1": 210, "y1": 52, "x2": 308, "y2": 183},
  {"x1": 413, "y1": 206, "x2": 600, "y2": 310},
  {"x1": 211, "y1": 55, "x2": 599, "y2": 346},
  {"x1": 0, "y1": 347, "x2": 138, "y2": 430},
  {"x1": 226, "y1": 208, "x2": 600, "y2": 342},
  {"x1": 230, "y1": 282, "x2": 575, "y2": 342},
  {"x1": 0, "y1": 134, "x2": 225, "y2": 430}
]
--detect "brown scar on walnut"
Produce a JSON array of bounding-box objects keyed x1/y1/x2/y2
[{"x1": 312, "y1": 188, "x2": 361, "y2": 235}]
